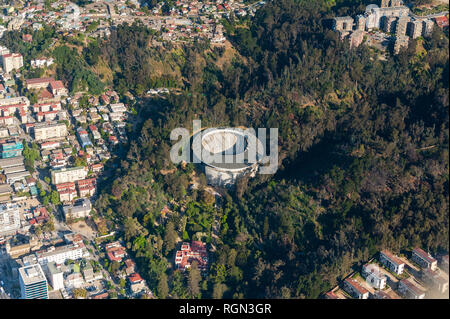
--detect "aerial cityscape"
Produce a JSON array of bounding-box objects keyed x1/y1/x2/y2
[{"x1": 0, "y1": 0, "x2": 448, "y2": 309}]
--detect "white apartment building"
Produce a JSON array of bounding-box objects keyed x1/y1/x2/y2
[
  {"x1": 0, "y1": 203, "x2": 20, "y2": 237},
  {"x1": 0, "y1": 96, "x2": 30, "y2": 107},
  {"x1": 380, "y1": 250, "x2": 405, "y2": 275},
  {"x1": 44, "y1": 262, "x2": 65, "y2": 290},
  {"x1": 412, "y1": 248, "x2": 437, "y2": 271},
  {"x1": 398, "y1": 279, "x2": 426, "y2": 299},
  {"x1": 36, "y1": 243, "x2": 87, "y2": 265},
  {"x1": 362, "y1": 263, "x2": 387, "y2": 289},
  {"x1": 1, "y1": 53, "x2": 23, "y2": 74},
  {"x1": 33, "y1": 122, "x2": 68, "y2": 141},
  {"x1": 109, "y1": 103, "x2": 127, "y2": 113},
  {"x1": 51, "y1": 166, "x2": 88, "y2": 185}
]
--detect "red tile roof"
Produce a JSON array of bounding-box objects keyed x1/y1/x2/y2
[
  {"x1": 49, "y1": 80, "x2": 65, "y2": 90},
  {"x1": 413, "y1": 248, "x2": 437, "y2": 264},
  {"x1": 381, "y1": 250, "x2": 405, "y2": 266},
  {"x1": 344, "y1": 278, "x2": 369, "y2": 295},
  {"x1": 129, "y1": 273, "x2": 143, "y2": 283},
  {"x1": 26, "y1": 77, "x2": 55, "y2": 85}
]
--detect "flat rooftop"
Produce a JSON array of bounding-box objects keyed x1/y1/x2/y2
[{"x1": 19, "y1": 264, "x2": 47, "y2": 285}]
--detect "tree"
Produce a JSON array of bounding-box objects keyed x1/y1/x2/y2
[
  {"x1": 72, "y1": 288, "x2": 87, "y2": 299},
  {"x1": 163, "y1": 221, "x2": 177, "y2": 255},
  {"x1": 157, "y1": 273, "x2": 169, "y2": 299},
  {"x1": 50, "y1": 190, "x2": 60, "y2": 205},
  {"x1": 188, "y1": 261, "x2": 201, "y2": 297},
  {"x1": 212, "y1": 283, "x2": 227, "y2": 299},
  {"x1": 109, "y1": 260, "x2": 121, "y2": 275}
]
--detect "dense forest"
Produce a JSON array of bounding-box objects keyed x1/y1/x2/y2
[{"x1": 88, "y1": 0, "x2": 449, "y2": 298}]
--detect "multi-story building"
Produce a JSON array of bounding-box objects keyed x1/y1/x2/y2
[
  {"x1": 106, "y1": 241, "x2": 126, "y2": 262},
  {"x1": 49, "y1": 80, "x2": 68, "y2": 97},
  {"x1": 0, "y1": 202, "x2": 20, "y2": 237},
  {"x1": 422, "y1": 19, "x2": 434, "y2": 37},
  {"x1": 343, "y1": 278, "x2": 369, "y2": 299},
  {"x1": 109, "y1": 103, "x2": 127, "y2": 113},
  {"x1": 441, "y1": 255, "x2": 449, "y2": 274},
  {"x1": 36, "y1": 243, "x2": 87, "y2": 265},
  {"x1": 62, "y1": 198, "x2": 92, "y2": 220},
  {"x1": 1, "y1": 53, "x2": 23, "y2": 74},
  {"x1": 332, "y1": 16, "x2": 354, "y2": 34},
  {"x1": 362, "y1": 263, "x2": 387, "y2": 289},
  {"x1": 411, "y1": 248, "x2": 437, "y2": 271},
  {"x1": 44, "y1": 261, "x2": 65, "y2": 290},
  {"x1": 398, "y1": 279, "x2": 425, "y2": 299},
  {"x1": 76, "y1": 128, "x2": 93, "y2": 148},
  {"x1": 380, "y1": 250, "x2": 405, "y2": 275},
  {"x1": 129, "y1": 273, "x2": 146, "y2": 293},
  {"x1": 25, "y1": 77, "x2": 55, "y2": 90},
  {"x1": 19, "y1": 264, "x2": 49, "y2": 299},
  {"x1": 33, "y1": 122, "x2": 68, "y2": 141},
  {"x1": 51, "y1": 166, "x2": 87, "y2": 185},
  {"x1": 355, "y1": 15, "x2": 367, "y2": 31},
  {"x1": 407, "y1": 19, "x2": 423, "y2": 39},
  {"x1": 77, "y1": 178, "x2": 96, "y2": 197},
  {"x1": 421, "y1": 268, "x2": 449, "y2": 294},
  {"x1": 56, "y1": 182, "x2": 77, "y2": 202},
  {"x1": 394, "y1": 34, "x2": 409, "y2": 53},
  {"x1": 382, "y1": 16, "x2": 397, "y2": 33},
  {"x1": 395, "y1": 16, "x2": 410, "y2": 36},
  {"x1": 1, "y1": 141, "x2": 23, "y2": 159}
]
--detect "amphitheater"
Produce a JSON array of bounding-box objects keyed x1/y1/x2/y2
[{"x1": 191, "y1": 128, "x2": 265, "y2": 187}]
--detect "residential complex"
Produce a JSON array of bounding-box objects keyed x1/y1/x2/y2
[
  {"x1": 379, "y1": 250, "x2": 405, "y2": 275},
  {"x1": 331, "y1": 0, "x2": 446, "y2": 53},
  {"x1": 324, "y1": 248, "x2": 448, "y2": 299}
]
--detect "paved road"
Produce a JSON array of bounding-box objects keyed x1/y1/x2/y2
[{"x1": 411, "y1": 10, "x2": 449, "y2": 19}]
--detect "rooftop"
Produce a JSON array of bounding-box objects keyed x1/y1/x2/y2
[{"x1": 19, "y1": 264, "x2": 47, "y2": 285}]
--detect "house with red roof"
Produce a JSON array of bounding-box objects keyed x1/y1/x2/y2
[
  {"x1": 128, "y1": 273, "x2": 146, "y2": 293},
  {"x1": 174, "y1": 241, "x2": 208, "y2": 272},
  {"x1": 434, "y1": 16, "x2": 449, "y2": 29},
  {"x1": 106, "y1": 242, "x2": 126, "y2": 262}
]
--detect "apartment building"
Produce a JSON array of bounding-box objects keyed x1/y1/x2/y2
[
  {"x1": 421, "y1": 268, "x2": 449, "y2": 294},
  {"x1": 0, "y1": 202, "x2": 20, "y2": 237},
  {"x1": 343, "y1": 278, "x2": 369, "y2": 299},
  {"x1": 380, "y1": 250, "x2": 405, "y2": 275},
  {"x1": 398, "y1": 279, "x2": 425, "y2": 299},
  {"x1": 51, "y1": 166, "x2": 87, "y2": 185},
  {"x1": 25, "y1": 77, "x2": 55, "y2": 90},
  {"x1": 44, "y1": 262, "x2": 65, "y2": 290},
  {"x1": 36, "y1": 243, "x2": 87, "y2": 265},
  {"x1": 62, "y1": 198, "x2": 92, "y2": 220},
  {"x1": 33, "y1": 122, "x2": 68, "y2": 141},
  {"x1": 411, "y1": 248, "x2": 437, "y2": 271},
  {"x1": 362, "y1": 263, "x2": 387, "y2": 289},
  {"x1": 1, "y1": 53, "x2": 23, "y2": 73}
]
